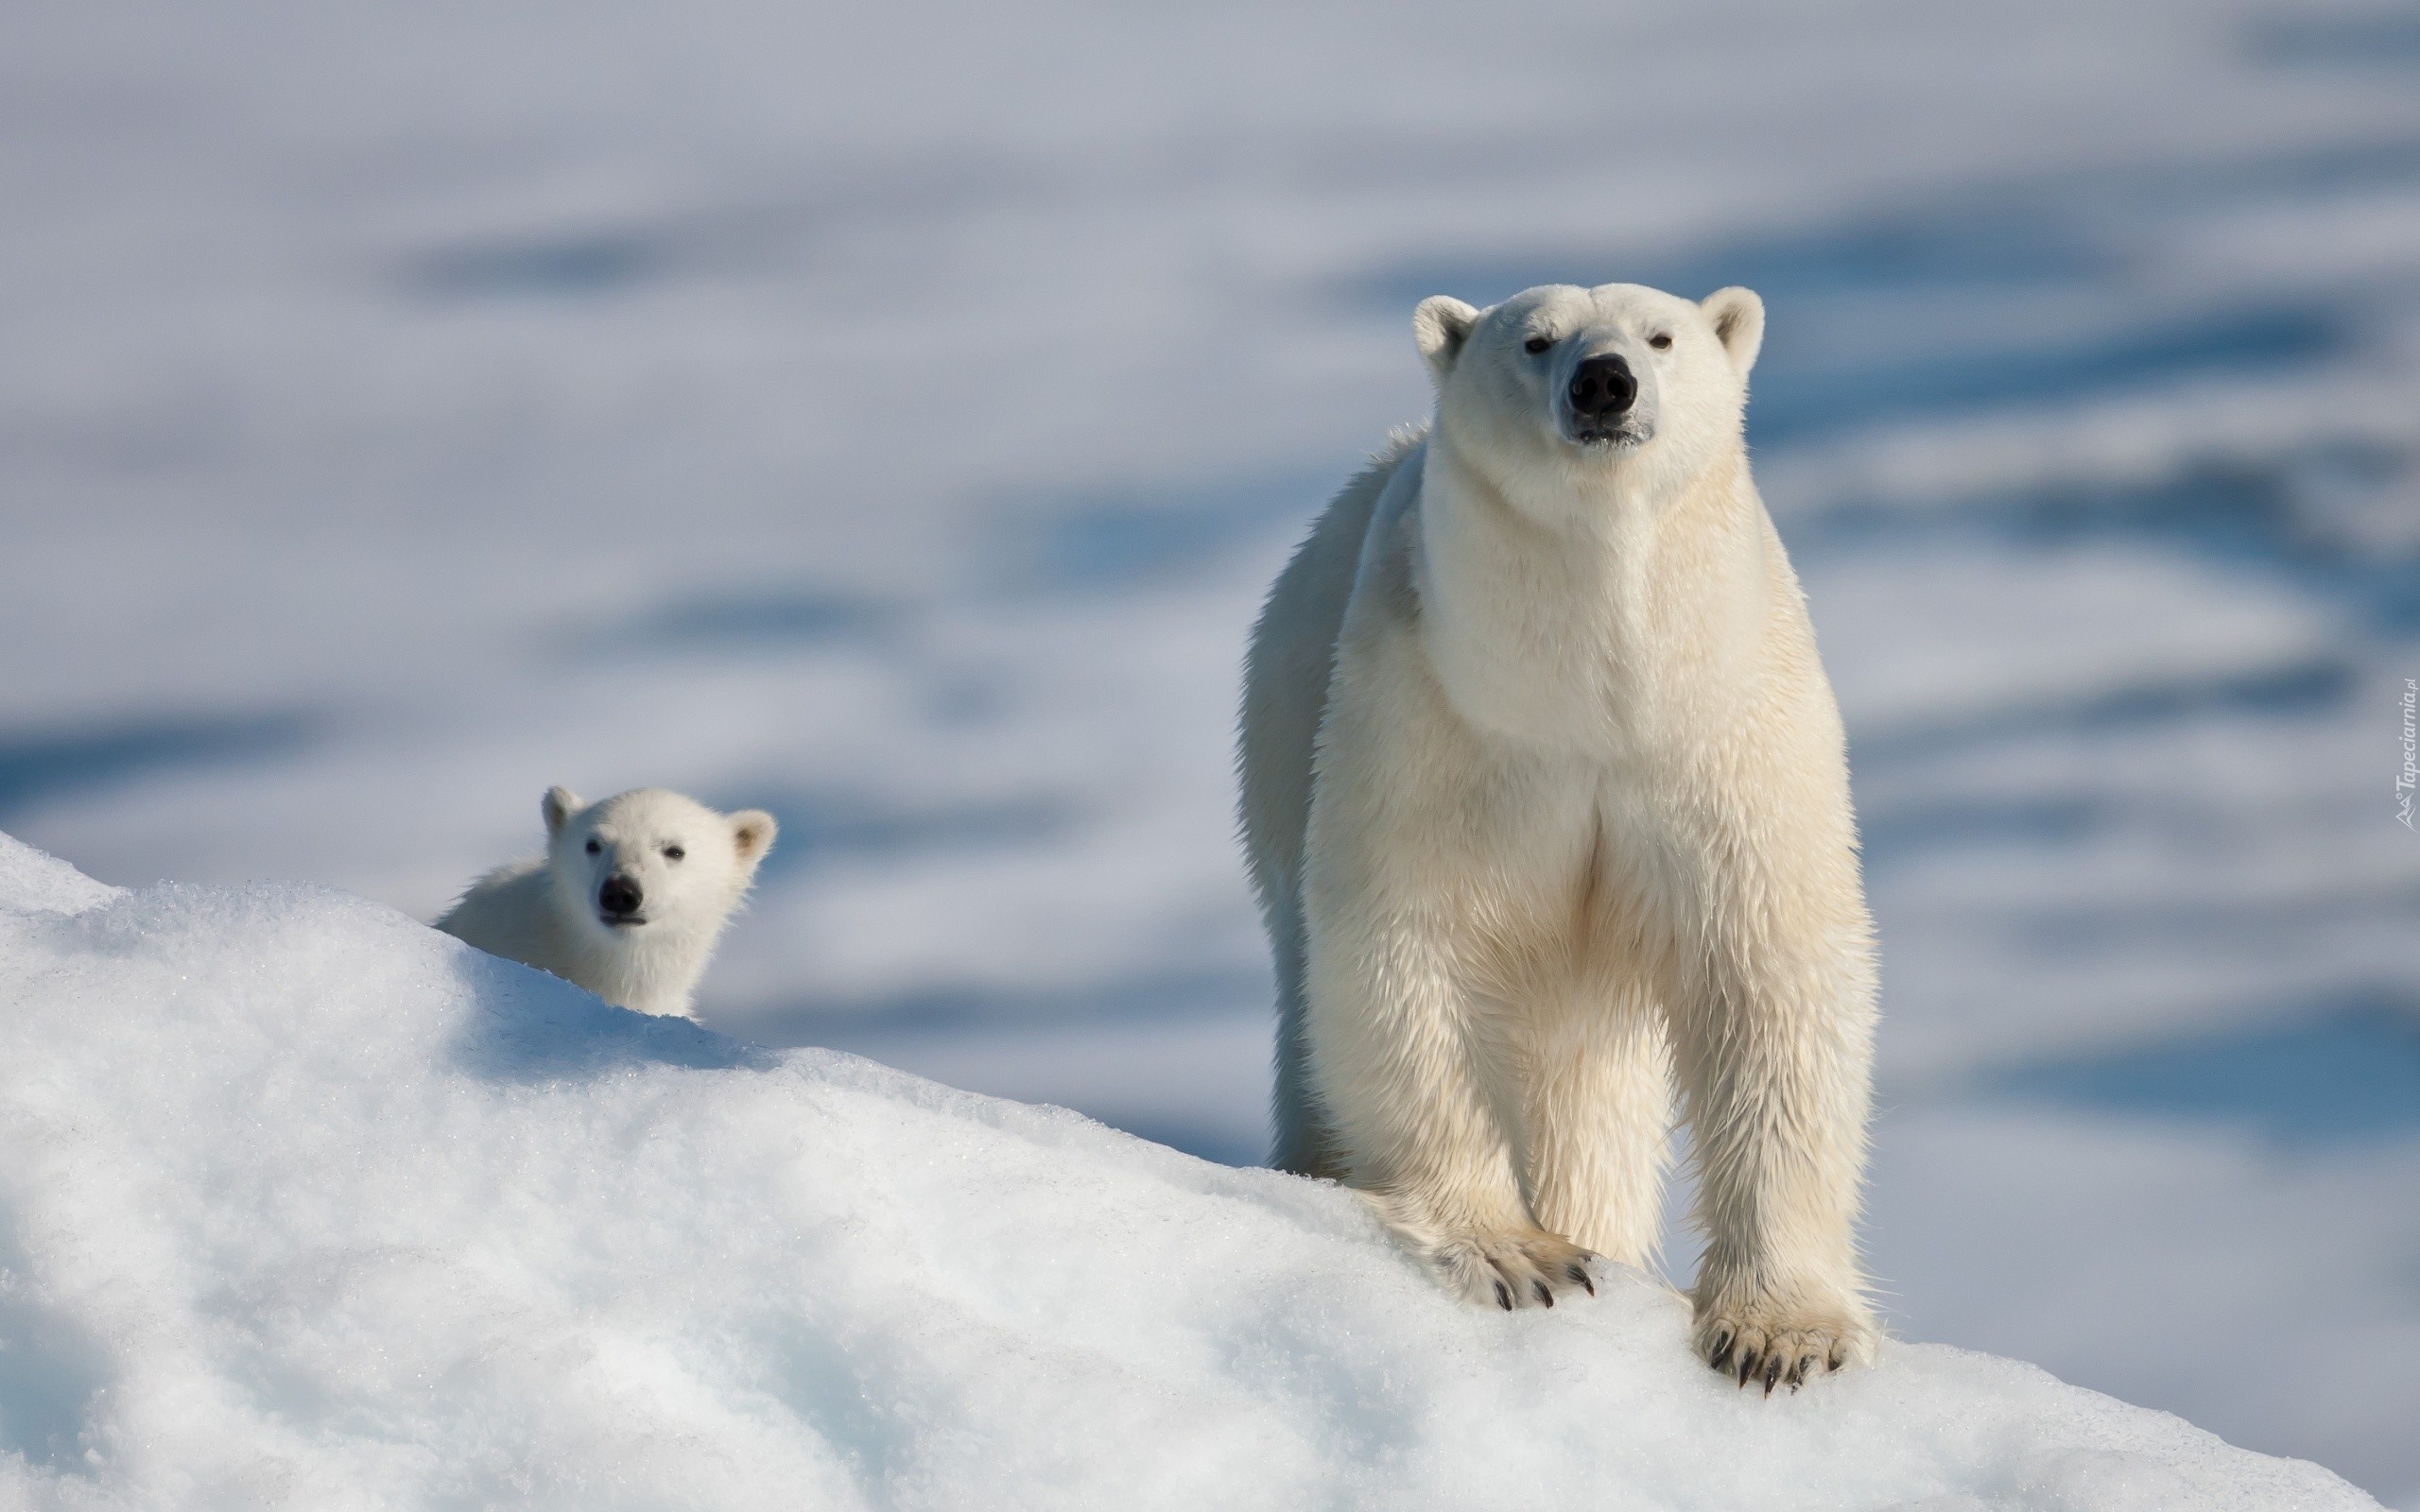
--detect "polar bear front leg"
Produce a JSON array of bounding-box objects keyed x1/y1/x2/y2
[
  {"x1": 1522, "y1": 984, "x2": 1672, "y2": 1271},
  {"x1": 1670, "y1": 895, "x2": 1880, "y2": 1390},
  {"x1": 1303, "y1": 907, "x2": 1598, "y2": 1311}
]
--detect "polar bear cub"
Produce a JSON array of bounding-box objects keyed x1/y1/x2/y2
[
  {"x1": 1240, "y1": 282, "x2": 1878, "y2": 1389},
  {"x1": 437, "y1": 786, "x2": 777, "y2": 1021}
]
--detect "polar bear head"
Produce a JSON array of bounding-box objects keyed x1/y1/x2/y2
[
  {"x1": 1412, "y1": 281, "x2": 1764, "y2": 515},
  {"x1": 541, "y1": 786, "x2": 777, "y2": 946}
]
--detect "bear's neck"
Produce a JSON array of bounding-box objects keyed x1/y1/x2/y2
[{"x1": 1413, "y1": 433, "x2": 1773, "y2": 756}]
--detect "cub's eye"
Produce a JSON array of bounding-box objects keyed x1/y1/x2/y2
[
  {"x1": 584, "y1": 839, "x2": 601, "y2": 855},
  {"x1": 663, "y1": 845, "x2": 685, "y2": 862},
  {"x1": 1649, "y1": 333, "x2": 1672, "y2": 350},
  {"x1": 1523, "y1": 336, "x2": 1553, "y2": 354}
]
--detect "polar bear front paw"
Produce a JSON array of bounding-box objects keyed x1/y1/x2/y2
[
  {"x1": 1428, "y1": 1228, "x2": 1599, "y2": 1311},
  {"x1": 1692, "y1": 1299, "x2": 1873, "y2": 1394}
]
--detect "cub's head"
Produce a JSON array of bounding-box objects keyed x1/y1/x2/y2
[
  {"x1": 1413, "y1": 281, "x2": 1764, "y2": 499},
  {"x1": 542, "y1": 786, "x2": 777, "y2": 941}
]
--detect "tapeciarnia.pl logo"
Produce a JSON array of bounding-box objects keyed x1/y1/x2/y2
[{"x1": 2399, "y1": 678, "x2": 2416, "y2": 831}]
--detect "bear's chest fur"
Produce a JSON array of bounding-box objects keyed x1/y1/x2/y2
[{"x1": 1407, "y1": 441, "x2": 1774, "y2": 767}]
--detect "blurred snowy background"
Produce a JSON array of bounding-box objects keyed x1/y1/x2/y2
[{"x1": 2, "y1": 0, "x2": 2414, "y2": 1500}]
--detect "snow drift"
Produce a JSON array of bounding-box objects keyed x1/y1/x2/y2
[{"x1": 0, "y1": 833, "x2": 2377, "y2": 1510}]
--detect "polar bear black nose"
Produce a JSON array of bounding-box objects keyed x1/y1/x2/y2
[
  {"x1": 598, "y1": 875, "x2": 643, "y2": 919},
  {"x1": 1568, "y1": 355, "x2": 1636, "y2": 418}
]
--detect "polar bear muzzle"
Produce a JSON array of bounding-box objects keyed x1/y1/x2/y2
[
  {"x1": 1566, "y1": 353, "x2": 1637, "y2": 442},
  {"x1": 597, "y1": 873, "x2": 645, "y2": 925}
]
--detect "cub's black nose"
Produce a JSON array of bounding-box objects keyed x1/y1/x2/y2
[
  {"x1": 1568, "y1": 354, "x2": 1637, "y2": 419},
  {"x1": 598, "y1": 875, "x2": 643, "y2": 919}
]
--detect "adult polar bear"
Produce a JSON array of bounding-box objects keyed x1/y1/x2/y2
[{"x1": 1240, "y1": 282, "x2": 1876, "y2": 1389}]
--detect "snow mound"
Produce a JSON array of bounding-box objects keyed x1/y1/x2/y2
[
  {"x1": 0, "y1": 833, "x2": 122, "y2": 918},
  {"x1": 0, "y1": 837, "x2": 2376, "y2": 1511}
]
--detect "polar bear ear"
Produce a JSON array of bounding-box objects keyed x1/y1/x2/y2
[
  {"x1": 1412, "y1": 296, "x2": 1480, "y2": 385},
  {"x1": 542, "y1": 786, "x2": 582, "y2": 839},
  {"x1": 729, "y1": 810, "x2": 778, "y2": 871},
  {"x1": 1701, "y1": 287, "x2": 1765, "y2": 375}
]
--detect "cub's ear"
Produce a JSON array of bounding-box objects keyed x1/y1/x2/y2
[
  {"x1": 542, "y1": 786, "x2": 582, "y2": 838},
  {"x1": 1412, "y1": 296, "x2": 1481, "y2": 386},
  {"x1": 730, "y1": 810, "x2": 778, "y2": 870},
  {"x1": 1700, "y1": 286, "x2": 1765, "y2": 375}
]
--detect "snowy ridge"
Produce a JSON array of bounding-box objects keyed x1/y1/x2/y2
[{"x1": 0, "y1": 833, "x2": 2376, "y2": 1510}]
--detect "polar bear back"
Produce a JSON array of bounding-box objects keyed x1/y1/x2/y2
[{"x1": 1239, "y1": 430, "x2": 1426, "y2": 1176}]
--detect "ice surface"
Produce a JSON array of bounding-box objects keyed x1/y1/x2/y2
[
  {"x1": 0, "y1": 842, "x2": 2379, "y2": 1510},
  {"x1": 0, "y1": 835, "x2": 121, "y2": 919}
]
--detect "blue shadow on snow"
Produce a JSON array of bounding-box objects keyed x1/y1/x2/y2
[
  {"x1": 568, "y1": 588, "x2": 896, "y2": 659},
  {"x1": 1848, "y1": 658, "x2": 2356, "y2": 770},
  {"x1": 0, "y1": 712, "x2": 317, "y2": 820},
  {"x1": 0, "y1": 1209, "x2": 110, "y2": 1472},
  {"x1": 739, "y1": 787, "x2": 1071, "y2": 887},
  {"x1": 1012, "y1": 467, "x2": 1347, "y2": 594},
  {"x1": 1792, "y1": 441, "x2": 2420, "y2": 640},
  {"x1": 1984, "y1": 991, "x2": 2420, "y2": 1147},
  {"x1": 406, "y1": 231, "x2": 669, "y2": 300}
]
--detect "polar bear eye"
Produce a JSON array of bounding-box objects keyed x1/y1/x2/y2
[
  {"x1": 663, "y1": 845, "x2": 684, "y2": 862},
  {"x1": 584, "y1": 839, "x2": 601, "y2": 855},
  {"x1": 1649, "y1": 333, "x2": 1672, "y2": 350},
  {"x1": 1523, "y1": 336, "x2": 1553, "y2": 355}
]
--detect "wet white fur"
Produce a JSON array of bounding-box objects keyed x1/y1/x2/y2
[
  {"x1": 437, "y1": 787, "x2": 776, "y2": 1021},
  {"x1": 1240, "y1": 282, "x2": 1877, "y2": 1374}
]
